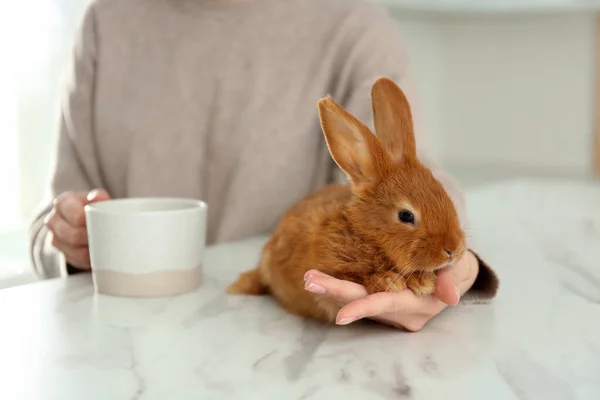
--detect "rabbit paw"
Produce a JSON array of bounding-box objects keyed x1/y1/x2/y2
[
  {"x1": 406, "y1": 272, "x2": 436, "y2": 296},
  {"x1": 364, "y1": 271, "x2": 407, "y2": 294}
]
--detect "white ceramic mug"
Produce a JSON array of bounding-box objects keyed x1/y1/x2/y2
[{"x1": 85, "y1": 197, "x2": 207, "y2": 297}]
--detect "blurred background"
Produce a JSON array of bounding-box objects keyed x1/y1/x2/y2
[{"x1": 1, "y1": 0, "x2": 598, "y2": 288}]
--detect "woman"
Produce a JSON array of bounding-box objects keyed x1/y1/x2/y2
[{"x1": 29, "y1": 0, "x2": 498, "y2": 330}]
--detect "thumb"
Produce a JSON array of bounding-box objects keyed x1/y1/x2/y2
[
  {"x1": 87, "y1": 188, "x2": 111, "y2": 203},
  {"x1": 434, "y1": 268, "x2": 460, "y2": 306}
]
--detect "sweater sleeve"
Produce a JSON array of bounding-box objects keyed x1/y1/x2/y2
[
  {"x1": 330, "y1": 4, "x2": 498, "y2": 299},
  {"x1": 28, "y1": 4, "x2": 104, "y2": 279}
]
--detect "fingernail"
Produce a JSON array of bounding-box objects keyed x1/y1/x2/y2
[
  {"x1": 87, "y1": 189, "x2": 108, "y2": 202},
  {"x1": 303, "y1": 272, "x2": 313, "y2": 281},
  {"x1": 305, "y1": 283, "x2": 326, "y2": 294},
  {"x1": 87, "y1": 190, "x2": 99, "y2": 201},
  {"x1": 453, "y1": 286, "x2": 460, "y2": 306},
  {"x1": 337, "y1": 317, "x2": 356, "y2": 325}
]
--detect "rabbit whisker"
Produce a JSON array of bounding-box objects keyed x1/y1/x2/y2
[
  {"x1": 384, "y1": 272, "x2": 397, "y2": 293},
  {"x1": 391, "y1": 271, "x2": 403, "y2": 320},
  {"x1": 371, "y1": 265, "x2": 392, "y2": 293},
  {"x1": 403, "y1": 267, "x2": 417, "y2": 288}
]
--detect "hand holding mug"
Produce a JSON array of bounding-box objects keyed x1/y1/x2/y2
[{"x1": 44, "y1": 189, "x2": 111, "y2": 269}]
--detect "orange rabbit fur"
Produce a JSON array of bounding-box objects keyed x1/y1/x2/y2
[{"x1": 227, "y1": 77, "x2": 466, "y2": 323}]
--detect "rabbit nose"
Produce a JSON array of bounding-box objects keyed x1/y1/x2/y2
[{"x1": 444, "y1": 249, "x2": 453, "y2": 257}]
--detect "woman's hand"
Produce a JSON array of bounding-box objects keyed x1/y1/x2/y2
[
  {"x1": 44, "y1": 189, "x2": 111, "y2": 269},
  {"x1": 303, "y1": 250, "x2": 479, "y2": 331}
]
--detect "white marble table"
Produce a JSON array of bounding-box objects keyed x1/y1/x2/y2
[{"x1": 1, "y1": 178, "x2": 599, "y2": 400}]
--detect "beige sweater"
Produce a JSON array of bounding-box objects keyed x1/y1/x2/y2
[{"x1": 28, "y1": 0, "x2": 497, "y2": 296}]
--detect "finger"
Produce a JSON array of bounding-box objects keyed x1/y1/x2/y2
[
  {"x1": 336, "y1": 291, "x2": 415, "y2": 325},
  {"x1": 50, "y1": 234, "x2": 91, "y2": 269},
  {"x1": 55, "y1": 192, "x2": 87, "y2": 227},
  {"x1": 446, "y1": 251, "x2": 477, "y2": 286},
  {"x1": 303, "y1": 269, "x2": 329, "y2": 281},
  {"x1": 45, "y1": 210, "x2": 88, "y2": 246},
  {"x1": 304, "y1": 274, "x2": 368, "y2": 304},
  {"x1": 64, "y1": 246, "x2": 91, "y2": 269},
  {"x1": 434, "y1": 269, "x2": 460, "y2": 306},
  {"x1": 87, "y1": 188, "x2": 110, "y2": 203}
]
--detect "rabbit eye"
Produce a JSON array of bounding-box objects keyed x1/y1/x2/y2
[{"x1": 398, "y1": 210, "x2": 415, "y2": 225}]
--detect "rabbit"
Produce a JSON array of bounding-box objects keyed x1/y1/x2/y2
[{"x1": 227, "y1": 77, "x2": 466, "y2": 323}]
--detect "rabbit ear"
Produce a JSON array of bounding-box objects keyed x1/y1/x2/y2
[
  {"x1": 318, "y1": 96, "x2": 392, "y2": 187},
  {"x1": 371, "y1": 77, "x2": 417, "y2": 163}
]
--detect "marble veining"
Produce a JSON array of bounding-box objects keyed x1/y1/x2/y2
[{"x1": 0, "y1": 178, "x2": 599, "y2": 400}]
